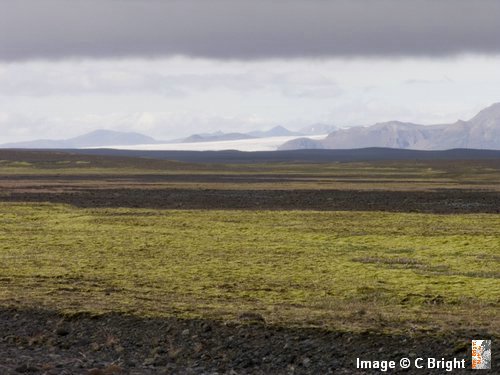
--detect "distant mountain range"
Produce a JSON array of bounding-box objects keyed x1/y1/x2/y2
[
  {"x1": 1, "y1": 125, "x2": 322, "y2": 149},
  {"x1": 183, "y1": 126, "x2": 305, "y2": 143},
  {"x1": 0, "y1": 130, "x2": 158, "y2": 149},
  {"x1": 247, "y1": 125, "x2": 303, "y2": 138},
  {"x1": 182, "y1": 132, "x2": 255, "y2": 143},
  {"x1": 280, "y1": 103, "x2": 500, "y2": 150},
  {"x1": 3, "y1": 103, "x2": 500, "y2": 151}
]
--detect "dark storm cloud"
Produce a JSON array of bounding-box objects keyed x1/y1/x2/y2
[{"x1": 1, "y1": 0, "x2": 500, "y2": 61}]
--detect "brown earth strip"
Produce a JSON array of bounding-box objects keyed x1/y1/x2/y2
[{"x1": 1, "y1": 188, "x2": 499, "y2": 213}]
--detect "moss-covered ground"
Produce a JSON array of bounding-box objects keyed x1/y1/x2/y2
[{"x1": 0, "y1": 203, "x2": 498, "y2": 335}]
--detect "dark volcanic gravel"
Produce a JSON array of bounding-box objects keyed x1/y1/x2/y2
[
  {"x1": 1, "y1": 308, "x2": 492, "y2": 374},
  {"x1": 2, "y1": 188, "x2": 500, "y2": 214}
]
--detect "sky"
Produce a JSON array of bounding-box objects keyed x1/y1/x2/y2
[{"x1": 1, "y1": 0, "x2": 500, "y2": 143}]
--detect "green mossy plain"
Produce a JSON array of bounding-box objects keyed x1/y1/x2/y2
[{"x1": 0, "y1": 203, "x2": 498, "y2": 335}]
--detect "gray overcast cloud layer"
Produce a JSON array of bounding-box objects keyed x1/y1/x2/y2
[{"x1": 1, "y1": 0, "x2": 500, "y2": 61}]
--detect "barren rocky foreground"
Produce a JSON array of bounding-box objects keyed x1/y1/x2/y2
[{"x1": 0, "y1": 308, "x2": 490, "y2": 374}]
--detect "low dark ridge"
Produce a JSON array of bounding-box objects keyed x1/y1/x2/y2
[{"x1": 2, "y1": 147, "x2": 500, "y2": 164}]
